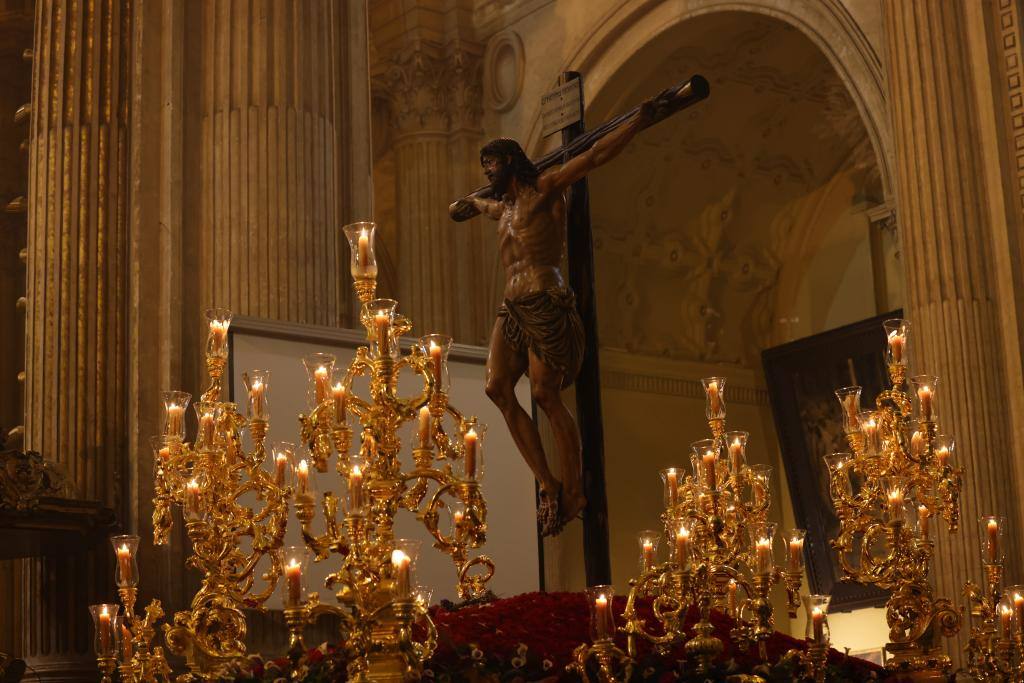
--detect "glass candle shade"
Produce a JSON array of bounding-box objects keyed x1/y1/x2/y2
[
  {"x1": 271, "y1": 442, "x2": 295, "y2": 487},
  {"x1": 392, "y1": 538, "x2": 421, "y2": 599},
  {"x1": 883, "y1": 479, "x2": 906, "y2": 525},
  {"x1": 933, "y1": 434, "x2": 955, "y2": 468},
  {"x1": 449, "y1": 502, "x2": 467, "y2": 544},
  {"x1": 194, "y1": 402, "x2": 220, "y2": 451},
  {"x1": 749, "y1": 523, "x2": 776, "y2": 575},
  {"x1": 823, "y1": 453, "x2": 853, "y2": 497},
  {"x1": 413, "y1": 585, "x2": 434, "y2": 610},
  {"x1": 110, "y1": 535, "x2": 140, "y2": 588},
  {"x1": 748, "y1": 464, "x2": 772, "y2": 507},
  {"x1": 1000, "y1": 597, "x2": 1015, "y2": 639},
  {"x1": 786, "y1": 529, "x2": 806, "y2": 573},
  {"x1": 586, "y1": 585, "x2": 616, "y2": 641},
  {"x1": 660, "y1": 468, "x2": 682, "y2": 509},
  {"x1": 834, "y1": 386, "x2": 862, "y2": 434},
  {"x1": 674, "y1": 520, "x2": 693, "y2": 571},
  {"x1": 690, "y1": 438, "x2": 721, "y2": 491},
  {"x1": 418, "y1": 334, "x2": 453, "y2": 393},
  {"x1": 981, "y1": 516, "x2": 1006, "y2": 565},
  {"x1": 346, "y1": 456, "x2": 366, "y2": 515},
  {"x1": 702, "y1": 377, "x2": 726, "y2": 420},
  {"x1": 150, "y1": 435, "x2": 171, "y2": 477},
  {"x1": 302, "y1": 352, "x2": 337, "y2": 408},
  {"x1": 883, "y1": 318, "x2": 909, "y2": 367},
  {"x1": 725, "y1": 431, "x2": 748, "y2": 475},
  {"x1": 367, "y1": 299, "x2": 399, "y2": 359},
  {"x1": 281, "y1": 546, "x2": 310, "y2": 607},
  {"x1": 910, "y1": 375, "x2": 939, "y2": 423},
  {"x1": 460, "y1": 423, "x2": 487, "y2": 481},
  {"x1": 917, "y1": 505, "x2": 931, "y2": 540},
  {"x1": 343, "y1": 221, "x2": 379, "y2": 280},
  {"x1": 89, "y1": 604, "x2": 121, "y2": 657},
  {"x1": 802, "y1": 594, "x2": 831, "y2": 644},
  {"x1": 638, "y1": 530, "x2": 660, "y2": 570},
  {"x1": 1008, "y1": 586, "x2": 1024, "y2": 636},
  {"x1": 858, "y1": 411, "x2": 881, "y2": 456},
  {"x1": 185, "y1": 477, "x2": 205, "y2": 520},
  {"x1": 205, "y1": 308, "x2": 232, "y2": 359},
  {"x1": 294, "y1": 457, "x2": 316, "y2": 503},
  {"x1": 161, "y1": 391, "x2": 191, "y2": 440},
  {"x1": 245, "y1": 369, "x2": 271, "y2": 420}
]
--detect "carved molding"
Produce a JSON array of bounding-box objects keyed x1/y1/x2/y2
[
  {"x1": 600, "y1": 369, "x2": 769, "y2": 406},
  {"x1": 483, "y1": 29, "x2": 524, "y2": 112},
  {"x1": 0, "y1": 448, "x2": 73, "y2": 511},
  {"x1": 995, "y1": 0, "x2": 1024, "y2": 218}
]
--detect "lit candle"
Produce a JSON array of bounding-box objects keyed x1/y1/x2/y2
[
  {"x1": 332, "y1": 382, "x2": 346, "y2": 422},
  {"x1": 375, "y1": 313, "x2": 390, "y2": 354},
  {"x1": 392, "y1": 549, "x2": 411, "y2": 598},
  {"x1": 887, "y1": 487, "x2": 904, "y2": 523},
  {"x1": 887, "y1": 329, "x2": 905, "y2": 363},
  {"x1": 464, "y1": 429, "x2": 478, "y2": 479},
  {"x1": 166, "y1": 404, "x2": 184, "y2": 436},
  {"x1": 209, "y1": 319, "x2": 228, "y2": 353},
  {"x1": 357, "y1": 228, "x2": 370, "y2": 269},
  {"x1": 285, "y1": 558, "x2": 302, "y2": 606},
  {"x1": 594, "y1": 593, "x2": 611, "y2": 639},
  {"x1": 917, "y1": 384, "x2": 933, "y2": 420},
  {"x1": 417, "y1": 406, "x2": 431, "y2": 449},
  {"x1": 936, "y1": 443, "x2": 950, "y2": 467},
  {"x1": 911, "y1": 430, "x2": 924, "y2": 457},
  {"x1": 729, "y1": 438, "x2": 743, "y2": 473},
  {"x1": 99, "y1": 605, "x2": 112, "y2": 654},
  {"x1": 117, "y1": 543, "x2": 133, "y2": 584},
  {"x1": 702, "y1": 449, "x2": 717, "y2": 490},
  {"x1": 666, "y1": 469, "x2": 678, "y2": 506},
  {"x1": 862, "y1": 416, "x2": 878, "y2": 446},
  {"x1": 453, "y1": 510, "x2": 465, "y2": 542},
  {"x1": 675, "y1": 525, "x2": 691, "y2": 570},
  {"x1": 811, "y1": 606, "x2": 825, "y2": 643},
  {"x1": 158, "y1": 445, "x2": 170, "y2": 463},
  {"x1": 274, "y1": 451, "x2": 288, "y2": 486},
  {"x1": 349, "y1": 464, "x2": 363, "y2": 510},
  {"x1": 1002, "y1": 604, "x2": 1013, "y2": 637},
  {"x1": 787, "y1": 536, "x2": 804, "y2": 572},
  {"x1": 727, "y1": 579, "x2": 737, "y2": 613},
  {"x1": 186, "y1": 479, "x2": 201, "y2": 518},
  {"x1": 642, "y1": 539, "x2": 655, "y2": 568},
  {"x1": 121, "y1": 623, "x2": 133, "y2": 662},
  {"x1": 987, "y1": 519, "x2": 1000, "y2": 564},
  {"x1": 707, "y1": 380, "x2": 721, "y2": 416},
  {"x1": 429, "y1": 340, "x2": 443, "y2": 386},
  {"x1": 756, "y1": 537, "x2": 772, "y2": 575},
  {"x1": 917, "y1": 505, "x2": 930, "y2": 538},
  {"x1": 314, "y1": 365, "x2": 330, "y2": 404},
  {"x1": 250, "y1": 379, "x2": 266, "y2": 418},
  {"x1": 296, "y1": 459, "x2": 310, "y2": 496},
  {"x1": 200, "y1": 412, "x2": 215, "y2": 445}
]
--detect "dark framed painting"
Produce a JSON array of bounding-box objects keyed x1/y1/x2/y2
[{"x1": 761, "y1": 311, "x2": 901, "y2": 611}]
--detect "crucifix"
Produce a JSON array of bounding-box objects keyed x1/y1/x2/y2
[{"x1": 449, "y1": 73, "x2": 709, "y2": 583}]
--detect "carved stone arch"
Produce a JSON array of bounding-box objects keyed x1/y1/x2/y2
[{"x1": 522, "y1": 0, "x2": 893, "y2": 202}]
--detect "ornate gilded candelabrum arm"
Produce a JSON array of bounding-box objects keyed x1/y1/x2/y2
[{"x1": 569, "y1": 586, "x2": 633, "y2": 683}]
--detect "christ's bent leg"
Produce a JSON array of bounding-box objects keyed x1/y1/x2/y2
[
  {"x1": 528, "y1": 351, "x2": 586, "y2": 523},
  {"x1": 485, "y1": 320, "x2": 561, "y2": 495}
]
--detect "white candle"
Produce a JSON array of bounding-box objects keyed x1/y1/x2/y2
[
  {"x1": 99, "y1": 605, "x2": 111, "y2": 653},
  {"x1": 349, "y1": 464, "x2": 363, "y2": 510},
  {"x1": 209, "y1": 320, "x2": 228, "y2": 353},
  {"x1": 675, "y1": 525, "x2": 691, "y2": 570},
  {"x1": 702, "y1": 450, "x2": 717, "y2": 490},
  {"x1": 707, "y1": 380, "x2": 721, "y2": 416},
  {"x1": 274, "y1": 452, "x2": 288, "y2": 486},
  {"x1": 756, "y1": 537, "x2": 772, "y2": 575},
  {"x1": 285, "y1": 559, "x2": 302, "y2": 606},
  {"x1": 594, "y1": 594, "x2": 611, "y2": 639},
  {"x1": 117, "y1": 544, "x2": 133, "y2": 584},
  {"x1": 987, "y1": 519, "x2": 1000, "y2": 563},
  {"x1": 375, "y1": 313, "x2": 389, "y2": 354},
  {"x1": 358, "y1": 229, "x2": 370, "y2": 269},
  {"x1": 314, "y1": 366, "x2": 329, "y2": 404},
  {"x1": 812, "y1": 606, "x2": 825, "y2": 643},
  {"x1": 392, "y1": 549, "x2": 411, "y2": 598},
  {"x1": 296, "y1": 459, "x2": 310, "y2": 495},
  {"x1": 464, "y1": 429, "x2": 478, "y2": 479},
  {"x1": 887, "y1": 487, "x2": 904, "y2": 522},
  {"x1": 729, "y1": 438, "x2": 743, "y2": 473},
  {"x1": 166, "y1": 404, "x2": 184, "y2": 436},
  {"x1": 887, "y1": 329, "x2": 905, "y2": 363},
  {"x1": 642, "y1": 540, "x2": 655, "y2": 568},
  {"x1": 332, "y1": 382, "x2": 346, "y2": 422},
  {"x1": 917, "y1": 505, "x2": 930, "y2": 538},
  {"x1": 186, "y1": 479, "x2": 202, "y2": 518},
  {"x1": 917, "y1": 384, "x2": 933, "y2": 420},
  {"x1": 787, "y1": 537, "x2": 803, "y2": 572},
  {"x1": 429, "y1": 340, "x2": 443, "y2": 385},
  {"x1": 666, "y1": 469, "x2": 678, "y2": 506},
  {"x1": 418, "y1": 406, "x2": 431, "y2": 448},
  {"x1": 200, "y1": 412, "x2": 215, "y2": 445},
  {"x1": 250, "y1": 379, "x2": 266, "y2": 418}
]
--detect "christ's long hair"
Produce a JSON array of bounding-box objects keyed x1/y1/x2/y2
[{"x1": 480, "y1": 138, "x2": 539, "y2": 188}]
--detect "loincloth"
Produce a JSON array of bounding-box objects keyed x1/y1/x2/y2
[{"x1": 498, "y1": 287, "x2": 584, "y2": 389}]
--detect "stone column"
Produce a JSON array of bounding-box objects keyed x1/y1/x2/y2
[
  {"x1": 884, "y1": 0, "x2": 1022, "y2": 657},
  {"x1": 190, "y1": 0, "x2": 362, "y2": 328},
  {"x1": 22, "y1": 0, "x2": 134, "y2": 678}
]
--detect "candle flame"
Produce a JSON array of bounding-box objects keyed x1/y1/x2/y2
[
  {"x1": 596, "y1": 593, "x2": 608, "y2": 604},
  {"x1": 333, "y1": 382, "x2": 344, "y2": 392},
  {"x1": 351, "y1": 464, "x2": 362, "y2": 477},
  {"x1": 1003, "y1": 605, "x2": 1013, "y2": 616},
  {"x1": 276, "y1": 452, "x2": 287, "y2": 463},
  {"x1": 252, "y1": 379, "x2": 262, "y2": 390},
  {"x1": 118, "y1": 543, "x2": 129, "y2": 555},
  {"x1": 298, "y1": 459, "x2": 309, "y2": 475},
  {"x1": 101, "y1": 605, "x2": 109, "y2": 617},
  {"x1": 429, "y1": 340, "x2": 440, "y2": 352},
  {"x1": 812, "y1": 606, "x2": 823, "y2": 617},
  {"x1": 187, "y1": 478, "x2": 199, "y2": 490},
  {"x1": 287, "y1": 558, "x2": 301, "y2": 570},
  {"x1": 677, "y1": 525, "x2": 690, "y2": 539},
  {"x1": 360, "y1": 227, "x2": 368, "y2": 240},
  {"x1": 391, "y1": 549, "x2": 409, "y2": 566}
]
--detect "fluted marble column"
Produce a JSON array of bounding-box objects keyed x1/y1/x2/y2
[
  {"x1": 192, "y1": 0, "x2": 358, "y2": 327},
  {"x1": 376, "y1": 42, "x2": 488, "y2": 342},
  {"x1": 885, "y1": 0, "x2": 1022, "y2": 658},
  {"x1": 22, "y1": 0, "x2": 133, "y2": 678}
]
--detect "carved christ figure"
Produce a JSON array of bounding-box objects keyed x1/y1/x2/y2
[{"x1": 449, "y1": 98, "x2": 659, "y2": 536}]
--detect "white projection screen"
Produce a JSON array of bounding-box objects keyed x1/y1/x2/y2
[{"x1": 227, "y1": 317, "x2": 539, "y2": 608}]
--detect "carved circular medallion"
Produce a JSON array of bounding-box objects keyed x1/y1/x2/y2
[{"x1": 484, "y1": 30, "x2": 524, "y2": 112}]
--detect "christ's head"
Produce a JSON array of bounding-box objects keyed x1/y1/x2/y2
[{"x1": 480, "y1": 138, "x2": 538, "y2": 196}]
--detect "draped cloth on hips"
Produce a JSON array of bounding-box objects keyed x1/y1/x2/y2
[{"x1": 498, "y1": 287, "x2": 584, "y2": 389}]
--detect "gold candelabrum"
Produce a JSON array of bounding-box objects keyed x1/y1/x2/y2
[
  {"x1": 150, "y1": 312, "x2": 294, "y2": 677},
  {"x1": 280, "y1": 221, "x2": 494, "y2": 682},
  {"x1": 615, "y1": 377, "x2": 805, "y2": 674},
  {"x1": 568, "y1": 586, "x2": 634, "y2": 683},
  {"x1": 826, "y1": 318, "x2": 962, "y2": 680},
  {"x1": 963, "y1": 515, "x2": 1024, "y2": 680}
]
